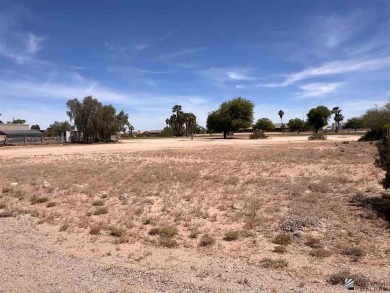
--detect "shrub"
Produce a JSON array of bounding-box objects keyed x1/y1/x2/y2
[
  {"x1": 148, "y1": 227, "x2": 161, "y2": 236},
  {"x1": 0, "y1": 203, "x2": 6, "y2": 209},
  {"x1": 93, "y1": 206, "x2": 108, "y2": 215},
  {"x1": 308, "y1": 133, "x2": 327, "y2": 140},
  {"x1": 0, "y1": 211, "x2": 13, "y2": 218},
  {"x1": 89, "y1": 225, "x2": 101, "y2": 235},
  {"x1": 199, "y1": 234, "x2": 216, "y2": 247},
  {"x1": 327, "y1": 270, "x2": 377, "y2": 289},
  {"x1": 310, "y1": 248, "x2": 331, "y2": 258},
  {"x1": 109, "y1": 227, "x2": 125, "y2": 237},
  {"x1": 113, "y1": 236, "x2": 128, "y2": 244},
  {"x1": 189, "y1": 229, "x2": 200, "y2": 239},
  {"x1": 31, "y1": 196, "x2": 49, "y2": 205},
  {"x1": 249, "y1": 130, "x2": 268, "y2": 139},
  {"x1": 159, "y1": 236, "x2": 178, "y2": 248},
  {"x1": 92, "y1": 200, "x2": 105, "y2": 206},
  {"x1": 223, "y1": 231, "x2": 240, "y2": 241},
  {"x1": 160, "y1": 225, "x2": 178, "y2": 238},
  {"x1": 305, "y1": 236, "x2": 322, "y2": 249},
  {"x1": 260, "y1": 258, "x2": 288, "y2": 269},
  {"x1": 273, "y1": 245, "x2": 287, "y2": 254},
  {"x1": 327, "y1": 270, "x2": 352, "y2": 285},
  {"x1": 342, "y1": 246, "x2": 366, "y2": 260},
  {"x1": 272, "y1": 233, "x2": 292, "y2": 245},
  {"x1": 46, "y1": 202, "x2": 56, "y2": 208},
  {"x1": 59, "y1": 224, "x2": 69, "y2": 231}
]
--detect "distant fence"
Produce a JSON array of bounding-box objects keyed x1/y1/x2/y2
[{"x1": 1, "y1": 136, "x2": 61, "y2": 146}]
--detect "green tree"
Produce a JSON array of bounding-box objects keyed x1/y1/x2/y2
[
  {"x1": 160, "y1": 126, "x2": 174, "y2": 137},
  {"x1": 126, "y1": 123, "x2": 134, "y2": 136},
  {"x1": 166, "y1": 105, "x2": 185, "y2": 136},
  {"x1": 253, "y1": 118, "x2": 275, "y2": 131},
  {"x1": 116, "y1": 110, "x2": 130, "y2": 133},
  {"x1": 331, "y1": 107, "x2": 344, "y2": 132},
  {"x1": 45, "y1": 121, "x2": 72, "y2": 137},
  {"x1": 66, "y1": 96, "x2": 121, "y2": 142},
  {"x1": 278, "y1": 110, "x2": 285, "y2": 131},
  {"x1": 344, "y1": 117, "x2": 364, "y2": 132},
  {"x1": 31, "y1": 125, "x2": 40, "y2": 130},
  {"x1": 287, "y1": 118, "x2": 306, "y2": 133},
  {"x1": 361, "y1": 100, "x2": 390, "y2": 137},
  {"x1": 11, "y1": 119, "x2": 26, "y2": 124},
  {"x1": 206, "y1": 97, "x2": 254, "y2": 138},
  {"x1": 307, "y1": 106, "x2": 332, "y2": 133}
]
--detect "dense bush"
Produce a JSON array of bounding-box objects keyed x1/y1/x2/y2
[
  {"x1": 308, "y1": 133, "x2": 327, "y2": 140},
  {"x1": 249, "y1": 130, "x2": 268, "y2": 139}
]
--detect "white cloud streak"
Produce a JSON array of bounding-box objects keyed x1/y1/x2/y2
[
  {"x1": 295, "y1": 82, "x2": 343, "y2": 98},
  {"x1": 263, "y1": 57, "x2": 390, "y2": 87}
]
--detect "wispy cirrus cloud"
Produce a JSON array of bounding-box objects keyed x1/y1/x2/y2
[
  {"x1": 107, "y1": 65, "x2": 167, "y2": 75},
  {"x1": 294, "y1": 82, "x2": 343, "y2": 98},
  {"x1": 263, "y1": 57, "x2": 390, "y2": 87},
  {"x1": 197, "y1": 67, "x2": 257, "y2": 87},
  {"x1": 135, "y1": 43, "x2": 148, "y2": 51}
]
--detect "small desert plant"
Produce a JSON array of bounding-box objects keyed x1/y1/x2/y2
[
  {"x1": 189, "y1": 229, "x2": 200, "y2": 239},
  {"x1": 327, "y1": 270, "x2": 352, "y2": 285},
  {"x1": 310, "y1": 248, "x2": 331, "y2": 258},
  {"x1": 148, "y1": 227, "x2": 161, "y2": 236},
  {"x1": 308, "y1": 133, "x2": 327, "y2": 140},
  {"x1": 159, "y1": 236, "x2": 178, "y2": 248},
  {"x1": 109, "y1": 226, "x2": 125, "y2": 237},
  {"x1": 272, "y1": 233, "x2": 292, "y2": 245},
  {"x1": 59, "y1": 224, "x2": 69, "y2": 231},
  {"x1": 249, "y1": 130, "x2": 268, "y2": 139},
  {"x1": 141, "y1": 217, "x2": 153, "y2": 225},
  {"x1": 223, "y1": 231, "x2": 240, "y2": 241},
  {"x1": 46, "y1": 202, "x2": 56, "y2": 208},
  {"x1": 2, "y1": 186, "x2": 11, "y2": 193},
  {"x1": 199, "y1": 234, "x2": 215, "y2": 247},
  {"x1": 342, "y1": 246, "x2": 366, "y2": 261},
  {"x1": 260, "y1": 258, "x2": 288, "y2": 269},
  {"x1": 160, "y1": 225, "x2": 178, "y2": 238},
  {"x1": 305, "y1": 236, "x2": 322, "y2": 249},
  {"x1": 273, "y1": 245, "x2": 287, "y2": 254},
  {"x1": 0, "y1": 203, "x2": 6, "y2": 209},
  {"x1": 31, "y1": 196, "x2": 49, "y2": 205},
  {"x1": 89, "y1": 225, "x2": 101, "y2": 235},
  {"x1": 93, "y1": 206, "x2": 108, "y2": 215},
  {"x1": 113, "y1": 236, "x2": 128, "y2": 244},
  {"x1": 0, "y1": 211, "x2": 13, "y2": 218},
  {"x1": 92, "y1": 200, "x2": 105, "y2": 206},
  {"x1": 327, "y1": 270, "x2": 376, "y2": 289}
]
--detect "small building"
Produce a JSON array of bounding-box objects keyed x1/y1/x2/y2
[
  {"x1": 0, "y1": 129, "x2": 44, "y2": 138},
  {"x1": 0, "y1": 123, "x2": 30, "y2": 131}
]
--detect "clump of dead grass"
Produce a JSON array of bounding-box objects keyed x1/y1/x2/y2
[
  {"x1": 272, "y1": 233, "x2": 292, "y2": 245},
  {"x1": 199, "y1": 234, "x2": 215, "y2": 247},
  {"x1": 260, "y1": 258, "x2": 288, "y2": 269},
  {"x1": 223, "y1": 231, "x2": 240, "y2": 241}
]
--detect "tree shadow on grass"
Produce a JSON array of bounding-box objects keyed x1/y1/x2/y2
[{"x1": 350, "y1": 193, "x2": 390, "y2": 226}]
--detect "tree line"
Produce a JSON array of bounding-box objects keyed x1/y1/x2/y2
[{"x1": 204, "y1": 97, "x2": 361, "y2": 138}]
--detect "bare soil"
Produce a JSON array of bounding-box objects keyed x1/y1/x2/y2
[{"x1": 1, "y1": 135, "x2": 389, "y2": 292}]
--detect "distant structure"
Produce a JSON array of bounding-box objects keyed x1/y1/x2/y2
[{"x1": 331, "y1": 122, "x2": 345, "y2": 131}]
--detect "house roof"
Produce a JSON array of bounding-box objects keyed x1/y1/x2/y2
[{"x1": 0, "y1": 130, "x2": 44, "y2": 138}]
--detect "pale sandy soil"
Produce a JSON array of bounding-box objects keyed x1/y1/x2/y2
[
  {"x1": 0, "y1": 134, "x2": 359, "y2": 158},
  {"x1": 1, "y1": 135, "x2": 389, "y2": 292}
]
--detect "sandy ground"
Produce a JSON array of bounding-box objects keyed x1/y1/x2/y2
[
  {"x1": 1, "y1": 134, "x2": 389, "y2": 292},
  {"x1": 0, "y1": 134, "x2": 359, "y2": 158}
]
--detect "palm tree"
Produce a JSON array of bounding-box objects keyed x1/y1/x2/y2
[
  {"x1": 331, "y1": 107, "x2": 344, "y2": 133},
  {"x1": 278, "y1": 110, "x2": 285, "y2": 132}
]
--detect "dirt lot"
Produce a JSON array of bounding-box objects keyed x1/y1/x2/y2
[{"x1": 1, "y1": 135, "x2": 389, "y2": 292}]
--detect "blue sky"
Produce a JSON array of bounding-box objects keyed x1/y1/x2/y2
[{"x1": 0, "y1": 0, "x2": 389, "y2": 130}]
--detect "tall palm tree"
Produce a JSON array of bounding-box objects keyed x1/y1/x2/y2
[{"x1": 278, "y1": 110, "x2": 285, "y2": 132}]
